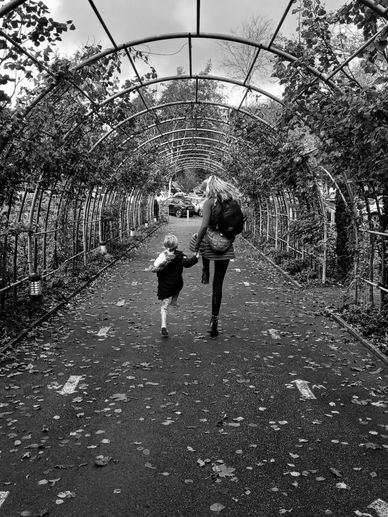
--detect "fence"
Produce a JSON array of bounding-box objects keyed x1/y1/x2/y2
[{"x1": 0, "y1": 184, "x2": 155, "y2": 306}]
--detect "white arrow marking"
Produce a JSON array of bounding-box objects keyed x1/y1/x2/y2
[
  {"x1": 97, "y1": 326, "x2": 110, "y2": 337},
  {"x1": 0, "y1": 492, "x2": 9, "y2": 508},
  {"x1": 58, "y1": 375, "x2": 82, "y2": 395},
  {"x1": 268, "y1": 329, "x2": 281, "y2": 340},
  {"x1": 368, "y1": 499, "x2": 388, "y2": 517},
  {"x1": 292, "y1": 380, "x2": 316, "y2": 399}
]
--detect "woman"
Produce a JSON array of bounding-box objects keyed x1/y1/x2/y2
[{"x1": 193, "y1": 175, "x2": 242, "y2": 337}]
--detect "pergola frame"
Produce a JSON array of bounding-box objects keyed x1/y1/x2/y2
[{"x1": 0, "y1": 0, "x2": 387, "y2": 309}]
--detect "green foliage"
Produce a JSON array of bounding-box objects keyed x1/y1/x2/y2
[
  {"x1": 340, "y1": 303, "x2": 388, "y2": 343},
  {"x1": 0, "y1": 0, "x2": 74, "y2": 103}
]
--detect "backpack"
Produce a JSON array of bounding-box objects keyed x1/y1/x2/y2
[{"x1": 216, "y1": 199, "x2": 244, "y2": 238}]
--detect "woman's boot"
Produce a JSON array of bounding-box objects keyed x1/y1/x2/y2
[{"x1": 209, "y1": 316, "x2": 219, "y2": 337}]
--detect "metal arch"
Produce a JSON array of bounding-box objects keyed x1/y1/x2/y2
[
  {"x1": 172, "y1": 163, "x2": 223, "y2": 175},
  {"x1": 120, "y1": 128, "x2": 241, "y2": 150},
  {"x1": 158, "y1": 144, "x2": 229, "y2": 158},
  {"x1": 173, "y1": 156, "x2": 224, "y2": 167},
  {"x1": 75, "y1": 97, "x2": 277, "y2": 151},
  {"x1": 71, "y1": 32, "x2": 337, "y2": 90},
  {"x1": 97, "y1": 112, "x2": 276, "y2": 154},
  {"x1": 0, "y1": 0, "x2": 26, "y2": 17},
  {"x1": 158, "y1": 146, "x2": 233, "y2": 163},
  {"x1": 175, "y1": 164, "x2": 221, "y2": 173},
  {"x1": 158, "y1": 145, "x2": 256, "y2": 170},
  {"x1": 115, "y1": 136, "x2": 231, "y2": 173},
  {"x1": 90, "y1": 113, "x2": 233, "y2": 153},
  {"x1": 86, "y1": 0, "x2": 173, "y2": 155},
  {"x1": 127, "y1": 129, "x2": 256, "y2": 154},
  {"x1": 358, "y1": 0, "x2": 388, "y2": 19},
  {"x1": 100, "y1": 99, "x2": 276, "y2": 132},
  {"x1": 99, "y1": 76, "x2": 282, "y2": 109},
  {"x1": 168, "y1": 158, "x2": 225, "y2": 172},
  {"x1": 144, "y1": 137, "x2": 230, "y2": 153},
  {"x1": 115, "y1": 134, "x2": 258, "y2": 174},
  {"x1": 164, "y1": 150, "x2": 225, "y2": 163},
  {"x1": 2, "y1": 0, "x2": 387, "y2": 139}
]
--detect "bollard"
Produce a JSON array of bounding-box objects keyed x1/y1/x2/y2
[{"x1": 187, "y1": 210, "x2": 189, "y2": 220}]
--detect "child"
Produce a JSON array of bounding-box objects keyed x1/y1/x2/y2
[{"x1": 149, "y1": 234, "x2": 199, "y2": 337}]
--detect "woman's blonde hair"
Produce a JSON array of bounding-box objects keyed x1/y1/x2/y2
[
  {"x1": 204, "y1": 175, "x2": 241, "y2": 202},
  {"x1": 163, "y1": 234, "x2": 178, "y2": 250}
]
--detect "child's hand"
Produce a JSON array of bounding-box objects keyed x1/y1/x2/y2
[{"x1": 195, "y1": 252, "x2": 200, "y2": 259}]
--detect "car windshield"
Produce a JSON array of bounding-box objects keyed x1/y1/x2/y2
[{"x1": 173, "y1": 198, "x2": 191, "y2": 204}]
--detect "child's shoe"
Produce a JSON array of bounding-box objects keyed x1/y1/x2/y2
[
  {"x1": 161, "y1": 327, "x2": 169, "y2": 338},
  {"x1": 170, "y1": 300, "x2": 179, "y2": 308}
]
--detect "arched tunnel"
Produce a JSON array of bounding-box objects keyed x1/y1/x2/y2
[{"x1": 0, "y1": 0, "x2": 387, "y2": 515}]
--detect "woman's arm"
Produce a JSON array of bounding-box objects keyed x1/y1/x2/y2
[{"x1": 194, "y1": 198, "x2": 213, "y2": 251}]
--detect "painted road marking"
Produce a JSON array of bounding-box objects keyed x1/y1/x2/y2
[
  {"x1": 0, "y1": 492, "x2": 9, "y2": 509},
  {"x1": 368, "y1": 499, "x2": 388, "y2": 517},
  {"x1": 116, "y1": 299, "x2": 125, "y2": 306},
  {"x1": 97, "y1": 326, "x2": 111, "y2": 337},
  {"x1": 292, "y1": 379, "x2": 316, "y2": 399},
  {"x1": 243, "y1": 281, "x2": 250, "y2": 286},
  {"x1": 58, "y1": 375, "x2": 82, "y2": 395},
  {"x1": 268, "y1": 329, "x2": 281, "y2": 340}
]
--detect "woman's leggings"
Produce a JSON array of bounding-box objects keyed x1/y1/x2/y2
[{"x1": 202, "y1": 258, "x2": 229, "y2": 317}]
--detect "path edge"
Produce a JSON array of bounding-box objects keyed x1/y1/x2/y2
[
  {"x1": 0, "y1": 225, "x2": 164, "y2": 356},
  {"x1": 325, "y1": 309, "x2": 388, "y2": 366},
  {"x1": 241, "y1": 236, "x2": 303, "y2": 289}
]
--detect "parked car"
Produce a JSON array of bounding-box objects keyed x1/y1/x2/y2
[
  {"x1": 187, "y1": 194, "x2": 206, "y2": 216},
  {"x1": 166, "y1": 197, "x2": 196, "y2": 218}
]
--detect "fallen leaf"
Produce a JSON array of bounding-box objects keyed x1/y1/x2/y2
[
  {"x1": 94, "y1": 455, "x2": 112, "y2": 467},
  {"x1": 336, "y1": 482, "x2": 350, "y2": 490},
  {"x1": 212, "y1": 464, "x2": 236, "y2": 478},
  {"x1": 210, "y1": 503, "x2": 225, "y2": 512},
  {"x1": 329, "y1": 468, "x2": 342, "y2": 478}
]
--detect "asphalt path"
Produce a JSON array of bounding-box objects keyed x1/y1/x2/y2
[{"x1": 0, "y1": 217, "x2": 387, "y2": 517}]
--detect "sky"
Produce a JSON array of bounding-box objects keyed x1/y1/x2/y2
[{"x1": 45, "y1": 0, "x2": 346, "y2": 103}]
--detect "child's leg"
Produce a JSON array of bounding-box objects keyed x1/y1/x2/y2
[
  {"x1": 170, "y1": 294, "x2": 179, "y2": 307},
  {"x1": 161, "y1": 298, "x2": 170, "y2": 328}
]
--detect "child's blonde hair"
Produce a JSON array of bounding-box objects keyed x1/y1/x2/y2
[{"x1": 164, "y1": 234, "x2": 178, "y2": 250}]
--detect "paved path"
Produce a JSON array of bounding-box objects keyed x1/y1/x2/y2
[{"x1": 0, "y1": 218, "x2": 387, "y2": 517}]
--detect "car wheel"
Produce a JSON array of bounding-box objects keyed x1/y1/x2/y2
[{"x1": 175, "y1": 209, "x2": 182, "y2": 218}]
